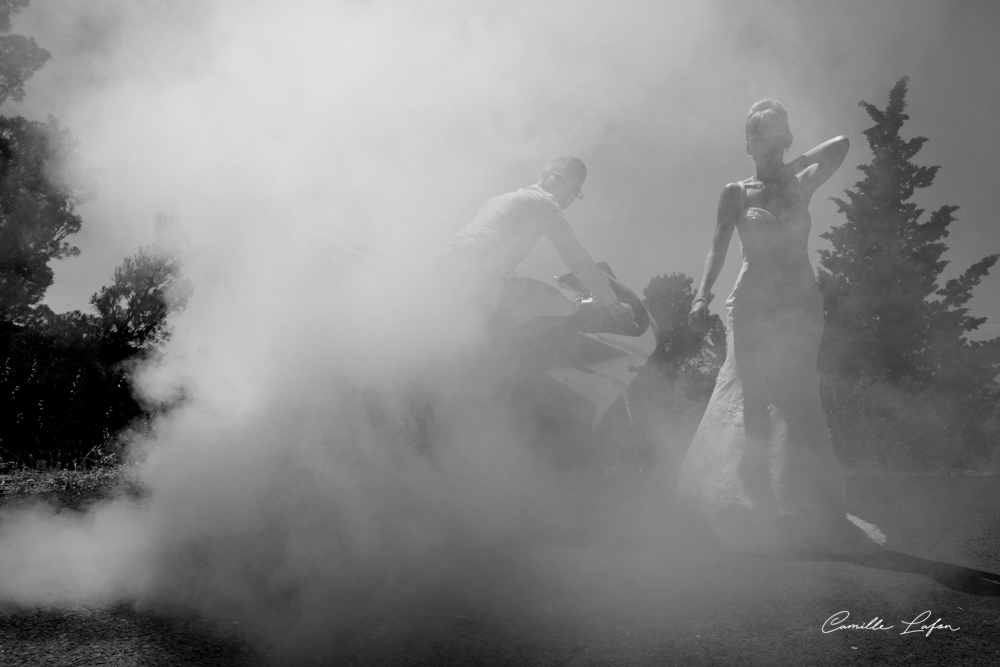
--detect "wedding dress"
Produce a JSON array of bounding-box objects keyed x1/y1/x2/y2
[{"x1": 677, "y1": 181, "x2": 885, "y2": 558}]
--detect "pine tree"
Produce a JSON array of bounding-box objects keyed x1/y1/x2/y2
[
  {"x1": 0, "y1": 116, "x2": 87, "y2": 323},
  {"x1": 818, "y1": 77, "x2": 1000, "y2": 395},
  {"x1": 90, "y1": 214, "x2": 193, "y2": 359}
]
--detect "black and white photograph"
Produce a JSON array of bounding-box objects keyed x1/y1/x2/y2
[{"x1": 1, "y1": 1, "x2": 999, "y2": 665}]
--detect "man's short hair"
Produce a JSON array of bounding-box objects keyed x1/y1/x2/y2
[{"x1": 544, "y1": 156, "x2": 587, "y2": 187}]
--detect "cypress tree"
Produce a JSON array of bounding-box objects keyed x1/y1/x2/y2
[{"x1": 818, "y1": 77, "x2": 1000, "y2": 395}]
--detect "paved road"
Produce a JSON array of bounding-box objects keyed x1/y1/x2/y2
[{"x1": 2, "y1": 474, "x2": 999, "y2": 666}]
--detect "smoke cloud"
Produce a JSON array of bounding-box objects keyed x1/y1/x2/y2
[{"x1": 0, "y1": 1, "x2": 703, "y2": 661}]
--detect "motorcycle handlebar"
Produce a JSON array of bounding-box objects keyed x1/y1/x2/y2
[
  {"x1": 606, "y1": 275, "x2": 650, "y2": 336},
  {"x1": 557, "y1": 268, "x2": 651, "y2": 337}
]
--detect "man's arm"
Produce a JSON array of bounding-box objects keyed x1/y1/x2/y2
[{"x1": 543, "y1": 214, "x2": 618, "y2": 306}]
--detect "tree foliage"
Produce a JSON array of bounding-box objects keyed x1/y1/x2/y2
[
  {"x1": 1, "y1": 217, "x2": 192, "y2": 464},
  {"x1": 1, "y1": 306, "x2": 140, "y2": 465},
  {"x1": 0, "y1": 0, "x2": 50, "y2": 106},
  {"x1": 91, "y1": 215, "x2": 193, "y2": 357},
  {"x1": 0, "y1": 0, "x2": 76, "y2": 323},
  {"x1": 818, "y1": 76, "x2": 1000, "y2": 394},
  {"x1": 642, "y1": 272, "x2": 725, "y2": 396},
  {"x1": 0, "y1": 0, "x2": 193, "y2": 465},
  {"x1": 0, "y1": 115, "x2": 86, "y2": 322}
]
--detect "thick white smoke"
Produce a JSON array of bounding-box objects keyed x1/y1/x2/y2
[{"x1": 0, "y1": 2, "x2": 699, "y2": 661}]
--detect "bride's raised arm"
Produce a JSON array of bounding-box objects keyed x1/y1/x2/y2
[{"x1": 788, "y1": 135, "x2": 850, "y2": 206}]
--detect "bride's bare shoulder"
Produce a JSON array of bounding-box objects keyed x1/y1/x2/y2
[
  {"x1": 721, "y1": 181, "x2": 746, "y2": 199},
  {"x1": 716, "y1": 181, "x2": 745, "y2": 219}
]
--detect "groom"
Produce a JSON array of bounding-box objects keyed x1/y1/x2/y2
[{"x1": 443, "y1": 156, "x2": 632, "y2": 326}]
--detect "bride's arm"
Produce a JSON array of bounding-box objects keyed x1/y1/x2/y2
[
  {"x1": 789, "y1": 135, "x2": 850, "y2": 205},
  {"x1": 690, "y1": 182, "x2": 742, "y2": 332}
]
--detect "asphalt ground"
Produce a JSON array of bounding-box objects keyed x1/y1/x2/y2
[{"x1": 1, "y1": 474, "x2": 999, "y2": 666}]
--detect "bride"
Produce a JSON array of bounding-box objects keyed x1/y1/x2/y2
[{"x1": 679, "y1": 99, "x2": 884, "y2": 558}]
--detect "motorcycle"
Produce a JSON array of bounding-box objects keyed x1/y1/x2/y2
[
  {"x1": 308, "y1": 238, "x2": 660, "y2": 477},
  {"x1": 502, "y1": 263, "x2": 659, "y2": 477}
]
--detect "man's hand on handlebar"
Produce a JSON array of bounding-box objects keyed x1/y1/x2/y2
[{"x1": 608, "y1": 300, "x2": 635, "y2": 327}]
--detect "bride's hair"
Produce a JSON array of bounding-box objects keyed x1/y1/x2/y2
[{"x1": 746, "y1": 99, "x2": 792, "y2": 149}]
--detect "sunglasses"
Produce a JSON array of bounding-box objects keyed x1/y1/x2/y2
[{"x1": 549, "y1": 171, "x2": 584, "y2": 201}]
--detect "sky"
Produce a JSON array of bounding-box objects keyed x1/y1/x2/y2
[{"x1": 5, "y1": 0, "x2": 999, "y2": 339}]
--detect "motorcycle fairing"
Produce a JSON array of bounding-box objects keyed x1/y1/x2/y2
[
  {"x1": 545, "y1": 326, "x2": 656, "y2": 427},
  {"x1": 505, "y1": 274, "x2": 658, "y2": 428},
  {"x1": 505, "y1": 277, "x2": 578, "y2": 328}
]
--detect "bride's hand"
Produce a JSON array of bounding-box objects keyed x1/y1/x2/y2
[
  {"x1": 689, "y1": 299, "x2": 710, "y2": 333},
  {"x1": 778, "y1": 161, "x2": 799, "y2": 182},
  {"x1": 778, "y1": 162, "x2": 806, "y2": 204}
]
